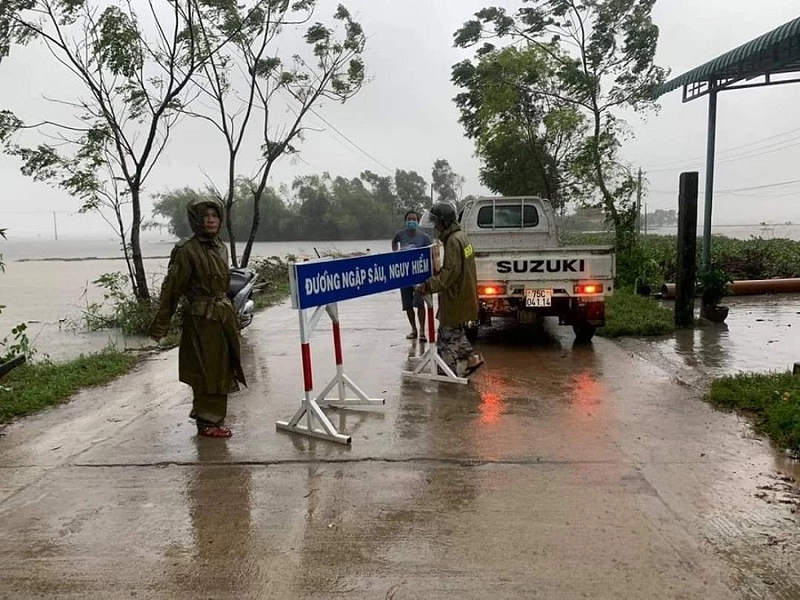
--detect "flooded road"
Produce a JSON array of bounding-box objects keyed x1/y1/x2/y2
[
  {"x1": 1, "y1": 295, "x2": 799, "y2": 599},
  {"x1": 0, "y1": 239, "x2": 377, "y2": 361},
  {"x1": 619, "y1": 294, "x2": 800, "y2": 386}
]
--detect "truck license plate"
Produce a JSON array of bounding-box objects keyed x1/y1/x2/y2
[{"x1": 525, "y1": 289, "x2": 552, "y2": 308}]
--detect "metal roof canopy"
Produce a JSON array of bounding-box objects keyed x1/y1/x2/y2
[{"x1": 653, "y1": 16, "x2": 800, "y2": 268}]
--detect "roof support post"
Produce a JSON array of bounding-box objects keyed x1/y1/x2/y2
[{"x1": 702, "y1": 86, "x2": 718, "y2": 270}]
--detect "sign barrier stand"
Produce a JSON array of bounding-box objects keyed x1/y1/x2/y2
[
  {"x1": 401, "y1": 295, "x2": 469, "y2": 385},
  {"x1": 276, "y1": 301, "x2": 384, "y2": 445},
  {"x1": 277, "y1": 246, "x2": 436, "y2": 445}
]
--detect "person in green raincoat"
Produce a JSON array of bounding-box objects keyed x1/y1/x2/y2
[{"x1": 149, "y1": 198, "x2": 246, "y2": 438}]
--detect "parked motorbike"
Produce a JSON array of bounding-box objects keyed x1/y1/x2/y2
[{"x1": 228, "y1": 268, "x2": 257, "y2": 329}]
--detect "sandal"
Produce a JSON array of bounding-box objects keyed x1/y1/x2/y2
[
  {"x1": 198, "y1": 425, "x2": 232, "y2": 438},
  {"x1": 406, "y1": 331, "x2": 418, "y2": 340},
  {"x1": 463, "y1": 354, "x2": 486, "y2": 377},
  {"x1": 419, "y1": 334, "x2": 427, "y2": 343}
]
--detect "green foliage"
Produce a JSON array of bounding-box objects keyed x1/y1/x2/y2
[
  {"x1": 0, "y1": 0, "x2": 215, "y2": 301},
  {"x1": 559, "y1": 207, "x2": 676, "y2": 233},
  {"x1": 395, "y1": 169, "x2": 429, "y2": 211},
  {"x1": 697, "y1": 263, "x2": 733, "y2": 308},
  {"x1": 0, "y1": 323, "x2": 37, "y2": 364},
  {"x1": 558, "y1": 206, "x2": 608, "y2": 232},
  {"x1": 598, "y1": 291, "x2": 674, "y2": 338},
  {"x1": 251, "y1": 256, "x2": 291, "y2": 309},
  {"x1": 189, "y1": 0, "x2": 368, "y2": 268},
  {"x1": 454, "y1": 1, "x2": 668, "y2": 237},
  {"x1": 95, "y1": 6, "x2": 143, "y2": 78},
  {"x1": 707, "y1": 372, "x2": 800, "y2": 456},
  {"x1": 81, "y1": 272, "x2": 170, "y2": 338},
  {"x1": 0, "y1": 350, "x2": 137, "y2": 422},
  {"x1": 452, "y1": 44, "x2": 585, "y2": 207},
  {"x1": 646, "y1": 209, "x2": 678, "y2": 228},
  {"x1": 562, "y1": 233, "x2": 800, "y2": 288},
  {"x1": 431, "y1": 159, "x2": 465, "y2": 205}
]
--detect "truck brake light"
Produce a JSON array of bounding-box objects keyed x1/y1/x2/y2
[
  {"x1": 574, "y1": 283, "x2": 602, "y2": 295},
  {"x1": 479, "y1": 285, "x2": 506, "y2": 296}
]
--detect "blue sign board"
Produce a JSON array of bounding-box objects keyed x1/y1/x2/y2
[{"x1": 292, "y1": 246, "x2": 434, "y2": 309}]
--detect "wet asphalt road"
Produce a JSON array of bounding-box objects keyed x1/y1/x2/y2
[{"x1": 1, "y1": 294, "x2": 799, "y2": 599}]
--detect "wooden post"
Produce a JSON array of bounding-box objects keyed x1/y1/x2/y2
[{"x1": 675, "y1": 172, "x2": 699, "y2": 327}]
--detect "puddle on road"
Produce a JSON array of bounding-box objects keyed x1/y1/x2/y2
[
  {"x1": 626, "y1": 294, "x2": 800, "y2": 485},
  {"x1": 648, "y1": 294, "x2": 800, "y2": 378}
]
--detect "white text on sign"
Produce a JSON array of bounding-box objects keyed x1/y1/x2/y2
[{"x1": 304, "y1": 256, "x2": 431, "y2": 298}]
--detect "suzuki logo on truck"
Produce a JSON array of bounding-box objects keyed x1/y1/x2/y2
[{"x1": 496, "y1": 259, "x2": 586, "y2": 274}]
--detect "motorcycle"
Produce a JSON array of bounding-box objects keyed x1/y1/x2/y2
[{"x1": 228, "y1": 268, "x2": 258, "y2": 329}]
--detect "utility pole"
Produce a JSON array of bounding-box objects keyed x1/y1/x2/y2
[
  {"x1": 635, "y1": 167, "x2": 643, "y2": 234},
  {"x1": 675, "y1": 172, "x2": 699, "y2": 327},
  {"x1": 53, "y1": 211, "x2": 58, "y2": 241},
  {"x1": 644, "y1": 202, "x2": 648, "y2": 235}
]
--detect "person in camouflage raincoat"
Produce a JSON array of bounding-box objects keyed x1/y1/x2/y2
[
  {"x1": 149, "y1": 198, "x2": 246, "y2": 438},
  {"x1": 417, "y1": 202, "x2": 485, "y2": 377}
]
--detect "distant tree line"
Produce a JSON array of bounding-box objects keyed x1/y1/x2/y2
[
  {"x1": 646, "y1": 210, "x2": 679, "y2": 228},
  {"x1": 560, "y1": 207, "x2": 678, "y2": 233},
  {"x1": 149, "y1": 160, "x2": 474, "y2": 242}
]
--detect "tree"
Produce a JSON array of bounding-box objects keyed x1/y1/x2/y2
[
  {"x1": 189, "y1": 0, "x2": 367, "y2": 268},
  {"x1": 0, "y1": 0, "x2": 238, "y2": 299},
  {"x1": 458, "y1": 194, "x2": 479, "y2": 215},
  {"x1": 452, "y1": 45, "x2": 586, "y2": 209},
  {"x1": 358, "y1": 171, "x2": 396, "y2": 236},
  {"x1": 431, "y1": 159, "x2": 465, "y2": 205},
  {"x1": 292, "y1": 174, "x2": 338, "y2": 240},
  {"x1": 153, "y1": 165, "x2": 429, "y2": 243},
  {"x1": 394, "y1": 169, "x2": 429, "y2": 212},
  {"x1": 152, "y1": 187, "x2": 212, "y2": 239},
  {"x1": 454, "y1": 0, "x2": 668, "y2": 247}
]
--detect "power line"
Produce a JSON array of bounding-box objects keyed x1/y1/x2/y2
[
  {"x1": 642, "y1": 126, "x2": 800, "y2": 170},
  {"x1": 0, "y1": 210, "x2": 75, "y2": 215},
  {"x1": 648, "y1": 177, "x2": 800, "y2": 196},
  {"x1": 641, "y1": 126, "x2": 800, "y2": 173},
  {"x1": 273, "y1": 84, "x2": 394, "y2": 176},
  {"x1": 306, "y1": 107, "x2": 394, "y2": 174}
]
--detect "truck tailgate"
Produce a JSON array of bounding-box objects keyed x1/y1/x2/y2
[{"x1": 475, "y1": 246, "x2": 615, "y2": 282}]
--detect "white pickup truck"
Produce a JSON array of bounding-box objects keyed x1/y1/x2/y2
[{"x1": 460, "y1": 196, "x2": 616, "y2": 342}]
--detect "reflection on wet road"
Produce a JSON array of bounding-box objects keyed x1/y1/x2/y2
[
  {"x1": 0, "y1": 293, "x2": 799, "y2": 598},
  {"x1": 623, "y1": 294, "x2": 800, "y2": 381}
]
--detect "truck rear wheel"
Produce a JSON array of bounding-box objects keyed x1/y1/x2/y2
[{"x1": 573, "y1": 324, "x2": 596, "y2": 342}]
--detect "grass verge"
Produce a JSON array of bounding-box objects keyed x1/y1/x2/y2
[
  {"x1": 254, "y1": 281, "x2": 290, "y2": 310},
  {"x1": 0, "y1": 258, "x2": 292, "y2": 424},
  {"x1": 706, "y1": 371, "x2": 800, "y2": 455},
  {"x1": 599, "y1": 291, "x2": 675, "y2": 338},
  {"x1": 0, "y1": 350, "x2": 138, "y2": 423}
]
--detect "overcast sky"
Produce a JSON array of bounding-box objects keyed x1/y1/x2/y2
[{"x1": 1, "y1": 0, "x2": 799, "y2": 238}]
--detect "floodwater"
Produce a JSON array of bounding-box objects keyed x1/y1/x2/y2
[
  {"x1": 646, "y1": 222, "x2": 800, "y2": 241},
  {"x1": 0, "y1": 238, "x2": 382, "y2": 361},
  {"x1": 618, "y1": 295, "x2": 800, "y2": 383},
  {"x1": 1, "y1": 294, "x2": 799, "y2": 598},
  {"x1": 4, "y1": 233, "x2": 800, "y2": 374}
]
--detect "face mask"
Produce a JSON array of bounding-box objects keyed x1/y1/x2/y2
[{"x1": 406, "y1": 220, "x2": 418, "y2": 230}]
